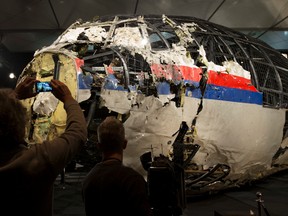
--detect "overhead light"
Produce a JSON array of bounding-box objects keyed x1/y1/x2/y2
[{"x1": 9, "y1": 73, "x2": 16, "y2": 79}]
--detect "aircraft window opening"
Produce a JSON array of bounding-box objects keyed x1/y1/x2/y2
[
  {"x1": 146, "y1": 19, "x2": 181, "y2": 48},
  {"x1": 160, "y1": 31, "x2": 180, "y2": 46},
  {"x1": 148, "y1": 32, "x2": 168, "y2": 49}
]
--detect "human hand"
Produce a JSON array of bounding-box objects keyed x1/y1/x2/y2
[
  {"x1": 15, "y1": 76, "x2": 38, "y2": 99},
  {"x1": 50, "y1": 79, "x2": 74, "y2": 103}
]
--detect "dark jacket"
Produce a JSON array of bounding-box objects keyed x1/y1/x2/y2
[
  {"x1": 0, "y1": 99, "x2": 87, "y2": 216},
  {"x1": 82, "y1": 160, "x2": 152, "y2": 216}
]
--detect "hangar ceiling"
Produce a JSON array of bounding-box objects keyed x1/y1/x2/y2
[{"x1": 0, "y1": 0, "x2": 288, "y2": 53}]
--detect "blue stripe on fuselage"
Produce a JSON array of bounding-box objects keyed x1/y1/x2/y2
[
  {"x1": 103, "y1": 79, "x2": 263, "y2": 105},
  {"x1": 186, "y1": 84, "x2": 263, "y2": 105}
]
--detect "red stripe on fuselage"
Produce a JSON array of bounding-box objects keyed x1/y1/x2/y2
[
  {"x1": 208, "y1": 70, "x2": 257, "y2": 92},
  {"x1": 150, "y1": 64, "x2": 202, "y2": 81},
  {"x1": 75, "y1": 58, "x2": 84, "y2": 70},
  {"x1": 150, "y1": 63, "x2": 257, "y2": 92}
]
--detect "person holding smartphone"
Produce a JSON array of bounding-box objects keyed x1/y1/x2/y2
[
  {"x1": 35, "y1": 81, "x2": 53, "y2": 92},
  {"x1": 0, "y1": 76, "x2": 87, "y2": 216}
]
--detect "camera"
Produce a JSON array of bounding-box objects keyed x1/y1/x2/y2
[{"x1": 35, "y1": 82, "x2": 53, "y2": 93}]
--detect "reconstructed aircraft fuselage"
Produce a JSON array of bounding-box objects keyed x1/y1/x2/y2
[{"x1": 18, "y1": 15, "x2": 288, "y2": 194}]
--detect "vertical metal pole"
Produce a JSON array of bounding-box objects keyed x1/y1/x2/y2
[{"x1": 256, "y1": 192, "x2": 262, "y2": 216}]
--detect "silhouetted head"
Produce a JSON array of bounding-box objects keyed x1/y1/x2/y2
[
  {"x1": 97, "y1": 116, "x2": 127, "y2": 154},
  {"x1": 0, "y1": 89, "x2": 27, "y2": 149}
]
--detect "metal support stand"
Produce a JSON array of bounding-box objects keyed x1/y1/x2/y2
[{"x1": 256, "y1": 192, "x2": 270, "y2": 216}]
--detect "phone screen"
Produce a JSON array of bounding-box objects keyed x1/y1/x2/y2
[{"x1": 35, "y1": 82, "x2": 53, "y2": 93}]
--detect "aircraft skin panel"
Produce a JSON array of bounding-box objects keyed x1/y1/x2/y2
[
  {"x1": 194, "y1": 99, "x2": 285, "y2": 180},
  {"x1": 113, "y1": 93, "x2": 284, "y2": 180},
  {"x1": 124, "y1": 96, "x2": 184, "y2": 175},
  {"x1": 100, "y1": 89, "x2": 135, "y2": 114}
]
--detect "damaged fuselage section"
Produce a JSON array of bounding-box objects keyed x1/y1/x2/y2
[{"x1": 18, "y1": 14, "x2": 288, "y2": 195}]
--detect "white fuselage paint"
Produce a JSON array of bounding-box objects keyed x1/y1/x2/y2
[{"x1": 117, "y1": 93, "x2": 285, "y2": 180}]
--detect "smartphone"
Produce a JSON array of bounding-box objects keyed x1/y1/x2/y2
[{"x1": 35, "y1": 82, "x2": 53, "y2": 93}]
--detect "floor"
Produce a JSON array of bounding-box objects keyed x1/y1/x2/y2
[{"x1": 53, "y1": 169, "x2": 288, "y2": 216}]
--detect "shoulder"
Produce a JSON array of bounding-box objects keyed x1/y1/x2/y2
[{"x1": 120, "y1": 165, "x2": 146, "y2": 182}]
